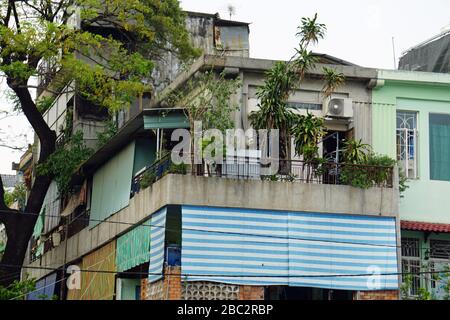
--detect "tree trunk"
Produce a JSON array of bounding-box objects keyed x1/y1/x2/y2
[
  {"x1": 0, "y1": 208, "x2": 39, "y2": 287},
  {"x1": 0, "y1": 79, "x2": 56, "y2": 286},
  {"x1": 279, "y1": 129, "x2": 291, "y2": 175}
]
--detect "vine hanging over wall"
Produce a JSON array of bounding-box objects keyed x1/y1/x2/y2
[{"x1": 37, "y1": 132, "x2": 93, "y2": 196}]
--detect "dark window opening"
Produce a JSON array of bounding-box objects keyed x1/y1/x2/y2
[{"x1": 265, "y1": 286, "x2": 353, "y2": 301}]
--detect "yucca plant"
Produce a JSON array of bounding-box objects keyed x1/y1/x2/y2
[
  {"x1": 342, "y1": 139, "x2": 372, "y2": 164},
  {"x1": 250, "y1": 14, "x2": 345, "y2": 178},
  {"x1": 322, "y1": 67, "x2": 346, "y2": 99}
]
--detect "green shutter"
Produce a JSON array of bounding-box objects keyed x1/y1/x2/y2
[
  {"x1": 430, "y1": 114, "x2": 450, "y2": 181},
  {"x1": 144, "y1": 113, "x2": 189, "y2": 129},
  {"x1": 116, "y1": 224, "x2": 151, "y2": 272},
  {"x1": 133, "y1": 138, "x2": 156, "y2": 176},
  {"x1": 90, "y1": 142, "x2": 136, "y2": 227},
  {"x1": 33, "y1": 206, "x2": 46, "y2": 238}
]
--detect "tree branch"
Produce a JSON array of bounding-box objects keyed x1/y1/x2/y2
[
  {"x1": 2, "y1": 0, "x2": 12, "y2": 26},
  {"x1": 0, "y1": 143, "x2": 27, "y2": 151},
  {"x1": 6, "y1": 81, "x2": 55, "y2": 159},
  {"x1": 10, "y1": 0, "x2": 20, "y2": 33}
]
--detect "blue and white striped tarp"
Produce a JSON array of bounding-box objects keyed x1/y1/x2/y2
[
  {"x1": 148, "y1": 208, "x2": 167, "y2": 283},
  {"x1": 181, "y1": 206, "x2": 399, "y2": 291}
]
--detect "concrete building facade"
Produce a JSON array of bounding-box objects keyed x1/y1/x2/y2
[
  {"x1": 23, "y1": 53, "x2": 402, "y2": 300},
  {"x1": 372, "y1": 69, "x2": 450, "y2": 299},
  {"x1": 16, "y1": 11, "x2": 408, "y2": 301}
]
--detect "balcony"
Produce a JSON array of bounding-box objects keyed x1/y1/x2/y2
[{"x1": 131, "y1": 153, "x2": 395, "y2": 197}]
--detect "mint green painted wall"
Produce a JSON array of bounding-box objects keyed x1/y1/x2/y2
[
  {"x1": 90, "y1": 142, "x2": 136, "y2": 228},
  {"x1": 119, "y1": 278, "x2": 141, "y2": 300},
  {"x1": 372, "y1": 102, "x2": 396, "y2": 159},
  {"x1": 372, "y1": 74, "x2": 450, "y2": 224}
]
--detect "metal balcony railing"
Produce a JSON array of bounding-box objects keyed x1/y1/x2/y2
[{"x1": 131, "y1": 153, "x2": 394, "y2": 197}]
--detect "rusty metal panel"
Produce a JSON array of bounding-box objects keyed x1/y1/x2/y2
[{"x1": 214, "y1": 26, "x2": 249, "y2": 57}]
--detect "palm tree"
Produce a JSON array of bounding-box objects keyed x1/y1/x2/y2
[
  {"x1": 249, "y1": 14, "x2": 344, "y2": 176},
  {"x1": 322, "y1": 67, "x2": 346, "y2": 99}
]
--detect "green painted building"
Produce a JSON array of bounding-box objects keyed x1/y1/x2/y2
[{"x1": 372, "y1": 70, "x2": 450, "y2": 299}]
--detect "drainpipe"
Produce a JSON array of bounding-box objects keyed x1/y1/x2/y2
[{"x1": 367, "y1": 79, "x2": 385, "y2": 90}]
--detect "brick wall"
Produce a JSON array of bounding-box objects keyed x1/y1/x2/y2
[
  {"x1": 141, "y1": 266, "x2": 265, "y2": 300},
  {"x1": 239, "y1": 286, "x2": 265, "y2": 300},
  {"x1": 355, "y1": 291, "x2": 399, "y2": 300},
  {"x1": 141, "y1": 266, "x2": 182, "y2": 300},
  {"x1": 165, "y1": 266, "x2": 182, "y2": 300}
]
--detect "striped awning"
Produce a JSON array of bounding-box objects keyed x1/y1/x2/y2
[
  {"x1": 148, "y1": 208, "x2": 167, "y2": 283},
  {"x1": 181, "y1": 206, "x2": 399, "y2": 291},
  {"x1": 116, "y1": 224, "x2": 151, "y2": 273}
]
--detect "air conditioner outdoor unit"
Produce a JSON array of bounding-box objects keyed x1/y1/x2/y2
[{"x1": 324, "y1": 98, "x2": 354, "y2": 118}]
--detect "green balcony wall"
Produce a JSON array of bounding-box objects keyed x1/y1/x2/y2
[{"x1": 372, "y1": 70, "x2": 450, "y2": 224}]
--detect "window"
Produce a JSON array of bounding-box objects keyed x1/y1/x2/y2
[
  {"x1": 401, "y1": 238, "x2": 421, "y2": 297},
  {"x1": 287, "y1": 102, "x2": 322, "y2": 111},
  {"x1": 429, "y1": 240, "x2": 450, "y2": 295},
  {"x1": 397, "y1": 111, "x2": 418, "y2": 179},
  {"x1": 430, "y1": 240, "x2": 450, "y2": 260},
  {"x1": 429, "y1": 114, "x2": 450, "y2": 182}
]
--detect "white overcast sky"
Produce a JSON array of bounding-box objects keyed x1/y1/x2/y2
[{"x1": 1, "y1": 0, "x2": 450, "y2": 173}]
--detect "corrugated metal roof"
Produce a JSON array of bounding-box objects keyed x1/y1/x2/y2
[{"x1": 401, "y1": 221, "x2": 450, "y2": 233}]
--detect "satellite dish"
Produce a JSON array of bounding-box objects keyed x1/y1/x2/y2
[{"x1": 328, "y1": 98, "x2": 344, "y2": 116}]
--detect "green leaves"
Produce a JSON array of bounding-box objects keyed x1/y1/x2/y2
[
  {"x1": 3, "y1": 183, "x2": 26, "y2": 211},
  {"x1": 166, "y1": 69, "x2": 241, "y2": 133},
  {"x1": 0, "y1": 278, "x2": 36, "y2": 300},
  {"x1": 296, "y1": 13, "x2": 327, "y2": 47},
  {"x1": 291, "y1": 112, "x2": 325, "y2": 162},
  {"x1": 342, "y1": 139, "x2": 372, "y2": 164},
  {"x1": 322, "y1": 67, "x2": 345, "y2": 98},
  {"x1": 36, "y1": 96, "x2": 56, "y2": 114},
  {"x1": 36, "y1": 131, "x2": 94, "y2": 196},
  {"x1": 249, "y1": 14, "x2": 340, "y2": 168},
  {"x1": 1, "y1": 0, "x2": 199, "y2": 112},
  {"x1": 0, "y1": 61, "x2": 35, "y2": 81}
]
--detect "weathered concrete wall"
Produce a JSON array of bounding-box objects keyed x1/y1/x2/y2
[
  {"x1": 241, "y1": 70, "x2": 373, "y2": 144},
  {"x1": 151, "y1": 14, "x2": 249, "y2": 92},
  {"x1": 25, "y1": 174, "x2": 399, "y2": 280}
]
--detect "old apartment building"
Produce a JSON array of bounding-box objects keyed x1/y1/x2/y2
[
  {"x1": 14, "y1": 10, "x2": 450, "y2": 301},
  {"x1": 16, "y1": 10, "x2": 404, "y2": 301}
]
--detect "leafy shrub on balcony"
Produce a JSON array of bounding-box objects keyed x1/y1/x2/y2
[
  {"x1": 339, "y1": 154, "x2": 396, "y2": 189},
  {"x1": 169, "y1": 163, "x2": 188, "y2": 175},
  {"x1": 140, "y1": 171, "x2": 156, "y2": 190}
]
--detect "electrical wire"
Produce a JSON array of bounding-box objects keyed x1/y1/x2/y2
[
  {"x1": 20, "y1": 210, "x2": 402, "y2": 249},
  {"x1": 9, "y1": 276, "x2": 67, "y2": 301},
  {"x1": 2, "y1": 262, "x2": 449, "y2": 280}
]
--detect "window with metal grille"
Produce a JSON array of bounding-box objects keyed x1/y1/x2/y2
[
  {"x1": 402, "y1": 238, "x2": 420, "y2": 257},
  {"x1": 397, "y1": 111, "x2": 418, "y2": 179},
  {"x1": 401, "y1": 238, "x2": 421, "y2": 297},
  {"x1": 428, "y1": 261, "x2": 450, "y2": 291},
  {"x1": 402, "y1": 259, "x2": 421, "y2": 296},
  {"x1": 430, "y1": 240, "x2": 450, "y2": 260}
]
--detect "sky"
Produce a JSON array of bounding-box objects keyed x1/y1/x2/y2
[{"x1": 1, "y1": 0, "x2": 450, "y2": 174}]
